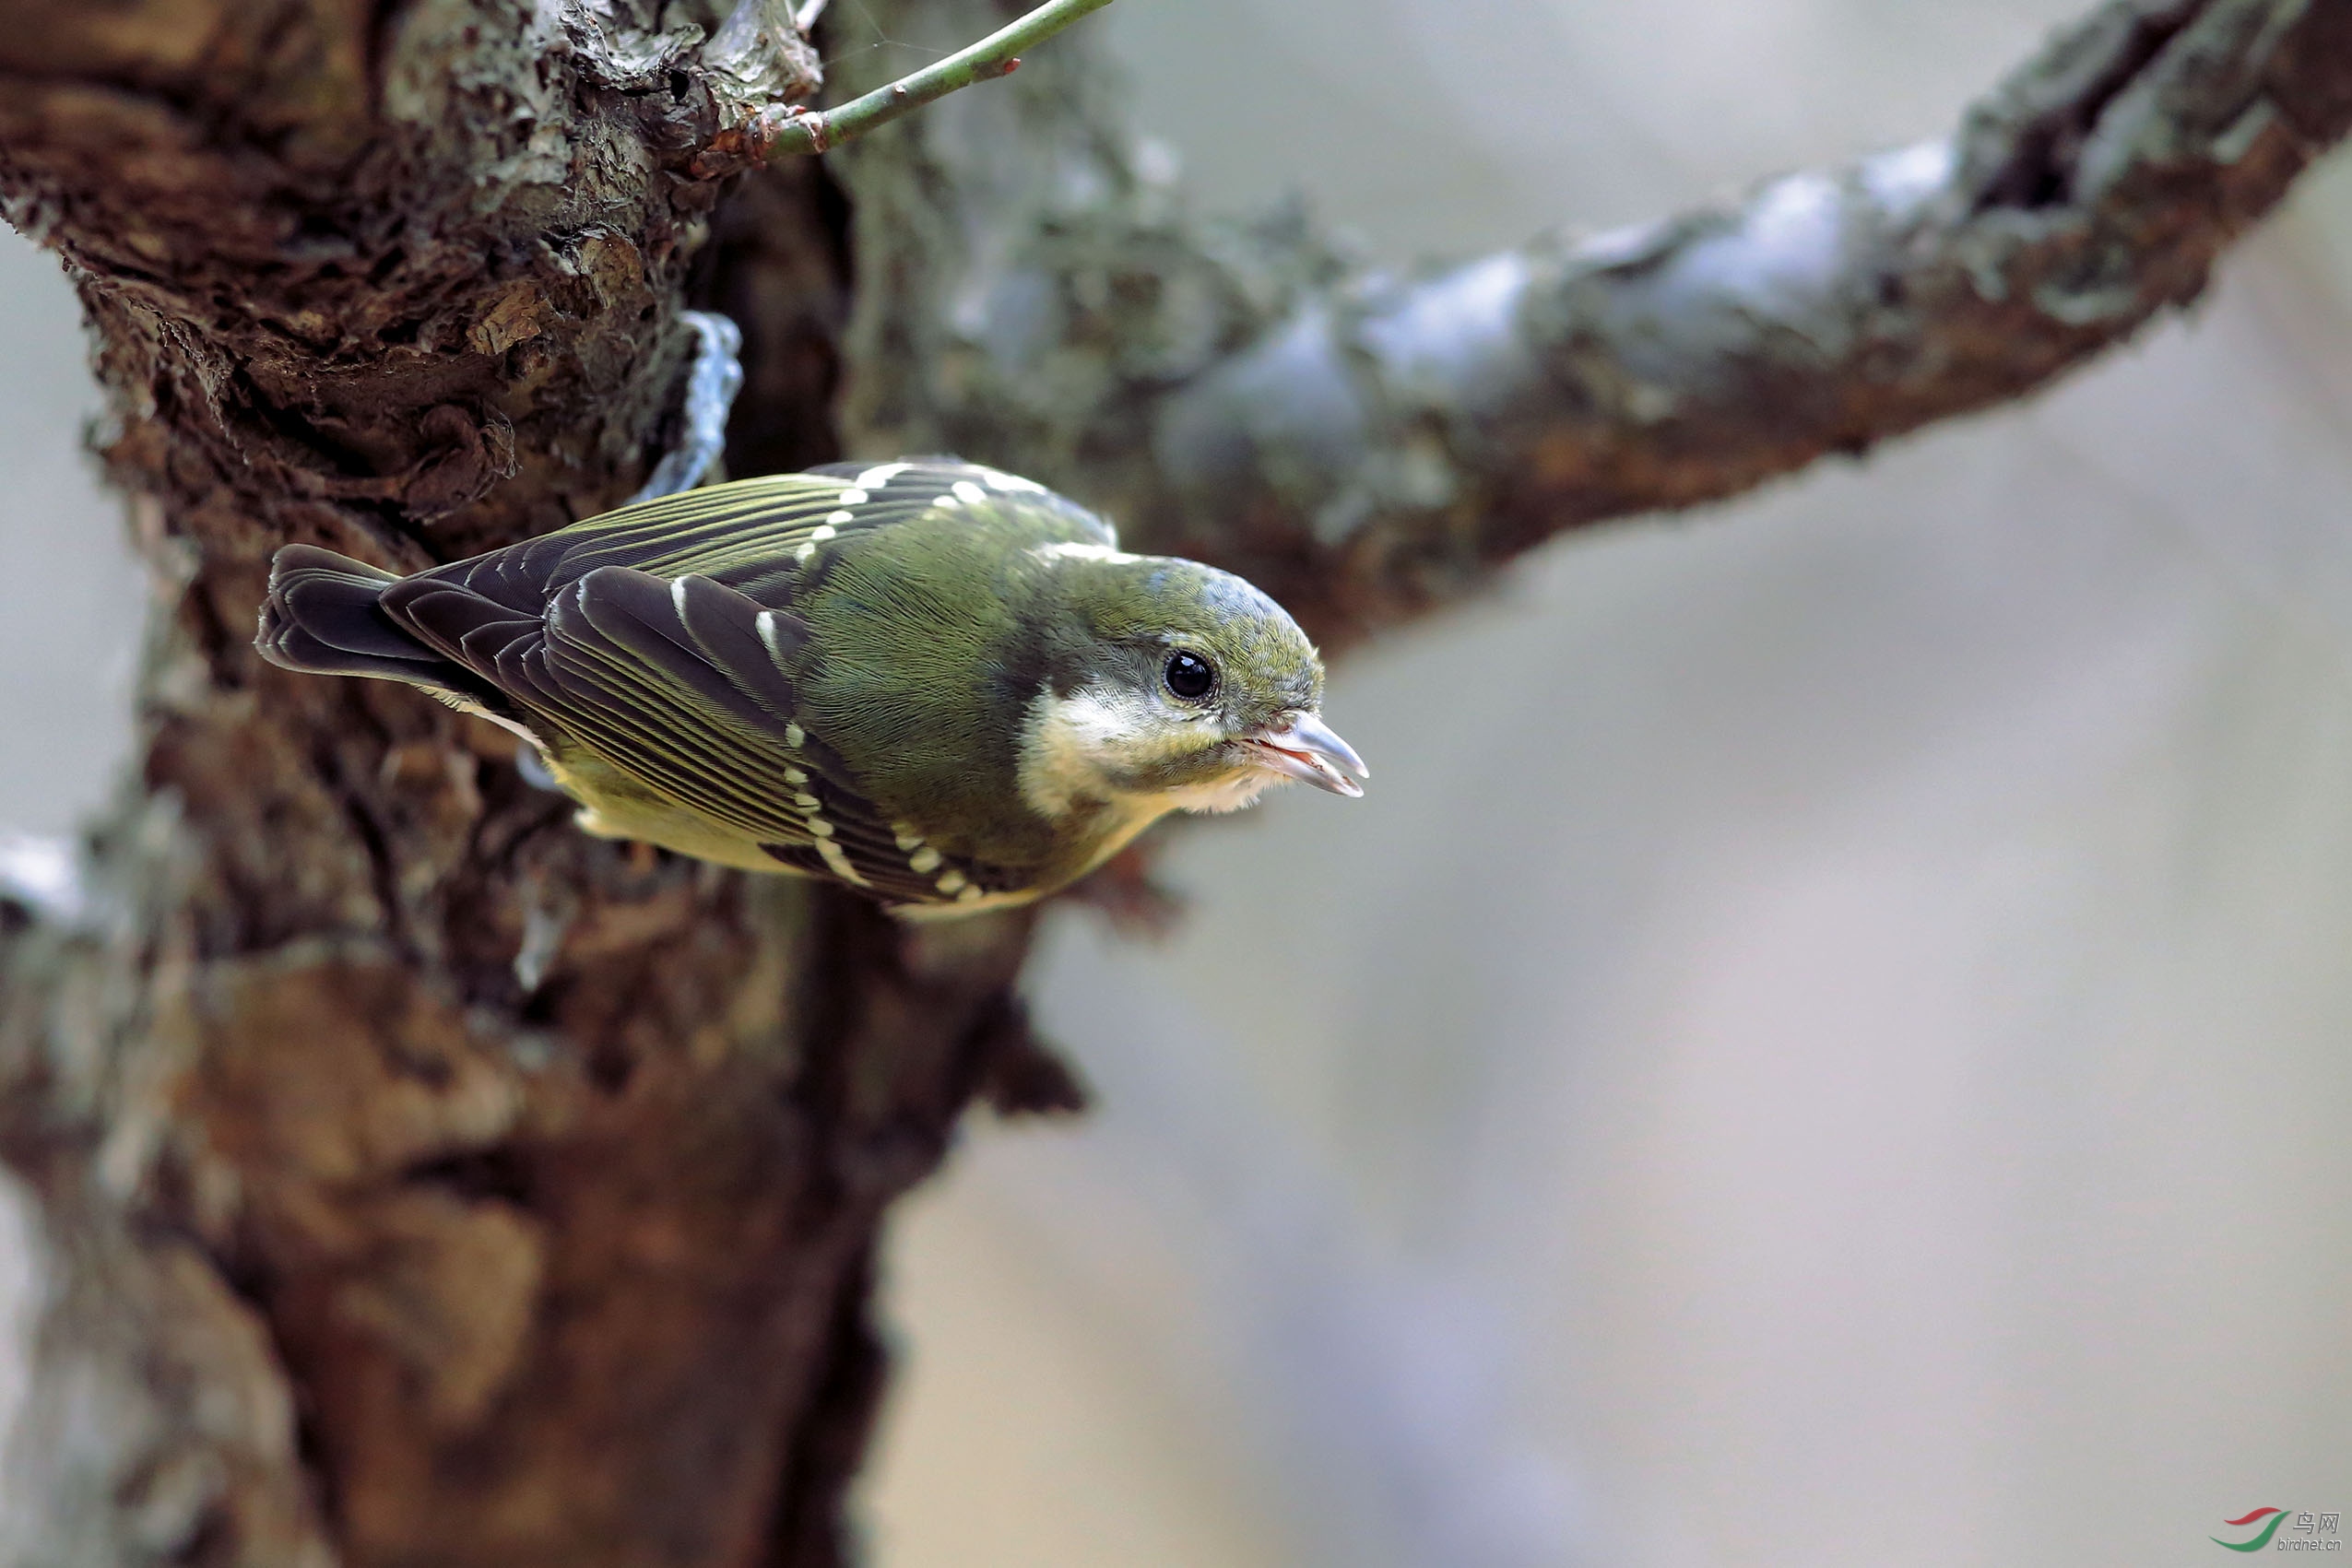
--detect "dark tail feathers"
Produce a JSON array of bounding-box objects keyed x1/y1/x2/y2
[{"x1": 255, "y1": 545, "x2": 467, "y2": 692}]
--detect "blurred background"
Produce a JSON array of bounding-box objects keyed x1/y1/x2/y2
[{"x1": 5, "y1": 0, "x2": 2350, "y2": 1563}]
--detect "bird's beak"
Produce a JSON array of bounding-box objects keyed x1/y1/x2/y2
[{"x1": 1242, "y1": 713, "x2": 1369, "y2": 797}]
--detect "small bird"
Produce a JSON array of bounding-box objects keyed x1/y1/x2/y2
[{"x1": 256, "y1": 459, "x2": 1365, "y2": 914}]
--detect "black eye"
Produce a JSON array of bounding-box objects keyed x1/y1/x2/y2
[{"x1": 1164, "y1": 651, "x2": 1216, "y2": 701}]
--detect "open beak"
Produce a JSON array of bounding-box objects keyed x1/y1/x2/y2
[{"x1": 1242, "y1": 713, "x2": 1369, "y2": 798}]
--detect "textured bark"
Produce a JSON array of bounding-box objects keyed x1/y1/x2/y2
[
  {"x1": 0, "y1": 5, "x2": 1044, "y2": 1567},
  {"x1": 0, "y1": 0, "x2": 2346, "y2": 1565}
]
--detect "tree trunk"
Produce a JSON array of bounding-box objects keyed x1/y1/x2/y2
[
  {"x1": 0, "y1": 0, "x2": 2346, "y2": 1563},
  {"x1": 0, "y1": 6, "x2": 1058, "y2": 1564}
]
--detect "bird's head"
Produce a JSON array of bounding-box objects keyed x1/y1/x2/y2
[{"x1": 1017, "y1": 544, "x2": 1369, "y2": 824}]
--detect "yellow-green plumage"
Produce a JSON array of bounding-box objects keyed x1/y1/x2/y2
[{"x1": 255, "y1": 460, "x2": 1365, "y2": 914}]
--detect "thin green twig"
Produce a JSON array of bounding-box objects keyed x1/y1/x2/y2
[{"x1": 692, "y1": 0, "x2": 1117, "y2": 174}]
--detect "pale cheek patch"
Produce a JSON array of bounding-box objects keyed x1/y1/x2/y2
[
  {"x1": 1015, "y1": 683, "x2": 1273, "y2": 824},
  {"x1": 1017, "y1": 684, "x2": 1152, "y2": 820}
]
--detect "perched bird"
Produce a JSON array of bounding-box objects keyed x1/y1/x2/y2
[{"x1": 255, "y1": 459, "x2": 1365, "y2": 914}]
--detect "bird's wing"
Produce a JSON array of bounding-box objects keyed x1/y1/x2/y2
[
  {"x1": 392, "y1": 560, "x2": 994, "y2": 904},
  {"x1": 414, "y1": 460, "x2": 1111, "y2": 614},
  {"x1": 544, "y1": 566, "x2": 1002, "y2": 903}
]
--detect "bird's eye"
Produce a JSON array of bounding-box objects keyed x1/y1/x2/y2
[{"x1": 1164, "y1": 651, "x2": 1216, "y2": 701}]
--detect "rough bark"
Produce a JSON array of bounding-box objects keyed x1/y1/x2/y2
[
  {"x1": 0, "y1": 0, "x2": 2346, "y2": 1565},
  {"x1": 0, "y1": 5, "x2": 1046, "y2": 1566}
]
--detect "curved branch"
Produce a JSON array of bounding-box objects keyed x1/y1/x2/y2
[
  {"x1": 833, "y1": 0, "x2": 2352, "y2": 652},
  {"x1": 691, "y1": 0, "x2": 1118, "y2": 175}
]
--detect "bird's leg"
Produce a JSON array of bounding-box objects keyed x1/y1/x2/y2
[
  {"x1": 514, "y1": 742, "x2": 563, "y2": 794},
  {"x1": 631, "y1": 311, "x2": 747, "y2": 503}
]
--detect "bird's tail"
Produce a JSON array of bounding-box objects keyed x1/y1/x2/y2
[{"x1": 254, "y1": 544, "x2": 470, "y2": 693}]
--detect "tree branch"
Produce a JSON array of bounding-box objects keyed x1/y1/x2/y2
[
  {"x1": 833, "y1": 0, "x2": 2352, "y2": 651},
  {"x1": 690, "y1": 0, "x2": 1119, "y2": 176}
]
